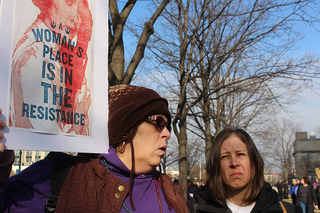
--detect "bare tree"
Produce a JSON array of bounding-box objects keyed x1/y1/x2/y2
[
  {"x1": 146, "y1": 0, "x2": 233, "y2": 198},
  {"x1": 188, "y1": 138, "x2": 206, "y2": 181},
  {"x1": 186, "y1": 0, "x2": 320, "y2": 159},
  {"x1": 146, "y1": 0, "x2": 320, "y2": 198},
  {"x1": 257, "y1": 118, "x2": 301, "y2": 181},
  {"x1": 161, "y1": 135, "x2": 205, "y2": 177},
  {"x1": 108, "y1": 0, "x2": 170, "y2": 85},
  {"x1": 189, "y1": 164, "x2": 207, "y2": 181},
  {"x1": 186, "y1": 137, "x2": 204, "y2": 176}
]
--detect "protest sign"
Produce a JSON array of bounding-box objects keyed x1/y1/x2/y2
[
  {"x1": 316, "y1": 167, "x2": 320, "y2": 178},
  {"x1": 0, "y1": 0, "x2": 109, "y2": 153}
]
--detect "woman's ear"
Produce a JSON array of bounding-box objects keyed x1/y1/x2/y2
[{"x1": 116, "y1": 141, "x2": 126, "y2": 153}]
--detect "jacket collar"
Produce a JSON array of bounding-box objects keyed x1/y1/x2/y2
[{"x1": 195, "y1": 182, "x2": 279, "y2": 213}]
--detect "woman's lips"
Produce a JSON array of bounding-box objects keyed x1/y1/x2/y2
[{"x1": 231, "y1": 173, "x2": 242, "y2": 178}]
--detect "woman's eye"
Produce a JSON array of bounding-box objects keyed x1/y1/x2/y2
[{"x1": 221, "y1": 155, "x2": 228, "y2": 160}]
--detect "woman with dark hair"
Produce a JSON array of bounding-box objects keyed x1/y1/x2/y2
[
  {"x1": 188, "y1": 128, "x2": 302, "y2": 213},
  {"x1": 0, "y1": 85, "x2": 190, "y2": 212},
  {"x1": 296, "y1": 176, "x2": 318, "y2": 213}
]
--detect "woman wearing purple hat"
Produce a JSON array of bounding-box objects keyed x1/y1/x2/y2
[{"x1": 0, "y1": 85, "x2": 189, "y2": 213}]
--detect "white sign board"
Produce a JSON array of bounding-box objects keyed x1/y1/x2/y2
[{"x1": 0, "y1": 0, "x2": 109, "y2": 153}]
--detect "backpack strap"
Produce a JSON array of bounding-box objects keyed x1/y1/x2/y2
[
  {"x1": 280, "y1": 200, "x2": 300, "y2": 213},
  {"x1": 45, "y1": 152, "x2": 75, "y2": 213},
  {"x1": 279, "y1": 201, "x2": 287, "y2": 213}
]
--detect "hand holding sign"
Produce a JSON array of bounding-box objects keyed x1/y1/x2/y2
[{"x1": 0, "y1": 108, "x2": 14, "y2": 182}]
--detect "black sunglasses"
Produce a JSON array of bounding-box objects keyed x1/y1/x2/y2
[{"x1": 147, "y1": 115, "x2": 171, "y2": 132}]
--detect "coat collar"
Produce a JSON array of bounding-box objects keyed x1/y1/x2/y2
[{"x1": 195, "y1": 182, "x2": 280, "y2": 213}]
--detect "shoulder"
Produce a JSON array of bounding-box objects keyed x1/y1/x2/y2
[
  {"x1": 157, "y1": 172, "x2": 190, "y2": 213},
  {"x1": 281, "y1": 201, "x2": 303, "y2": 213},
  {"x1": 157, "y1": 172, "x2": 173, "y2": 185},
  {"x1": 12, "y1": 32, "x2": 43, "y2": 60},
  {"x1": 158, "y1": 172, "x2": 183, "y2": 193},
  {"x1": 253, "y1": 182, "x2": 289, "y2": 212},
  {"x1": 12, "y1": 20, "x2": 51, "y2": 63},
  {"x1": 305, "y1": 185, "x2": 313, "y2": 191},
  {"x1": 256, "y1": 200, "x2": 302, "y2": 213},
  {"x1": 307, "y1": 185, "x2": 316, "y2": 193},
  {"x1": 192, "y1": 185, "x2": 228, "y2": 213},
  {"x1": 254, "y1": 183, "x2": 302, "y2": 213},
  {"x1": 158, "y1": 172, "x2": 171, "y2": 181}
]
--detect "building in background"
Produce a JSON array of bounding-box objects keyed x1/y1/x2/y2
[
  {"x1": 166, "y1": 167, "x2": 179, "y2": 181},
  {"x1": 12, "y1": 150, "x2": 79, "y2": 175},
  {"x1": 293, "y1": 132, "x2": 320, "y2": 179},
  {"x1": 12, "y1": 150, "x2": 49, "y2": 174}
]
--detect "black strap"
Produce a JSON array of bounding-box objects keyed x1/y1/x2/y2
[
  {"x1": 281, "y1": 200, "x2": 302, "y2": 213},
  {"x1": 45, "y1": 152, "x2": 75, "y2": 213}
]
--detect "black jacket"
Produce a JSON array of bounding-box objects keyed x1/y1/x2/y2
[
  {"x1": 296, "y1": 184, "x2": 318, "y2": 213},
  {"x1": 283, "y1": 183, "x2": 289, "y2": 194},
  {"x1": 187, "y1": 182, "x2": 302, "y2": 213},
  {"x1": 188, "y1": 184, "x2": 199, "y2": 200}
]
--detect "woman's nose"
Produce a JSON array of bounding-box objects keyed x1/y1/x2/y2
[
  {"x1": 162, "y1": 126, "x2": 171, "y2": 139},
  {"x1": 230, "y1": 156, "x2": 239, "y2": 167}
]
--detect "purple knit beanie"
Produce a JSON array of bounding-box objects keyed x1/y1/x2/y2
[{"x1": 108, "y1": 85, "x2": 171, "y2": 147}]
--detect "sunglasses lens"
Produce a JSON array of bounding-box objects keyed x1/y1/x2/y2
[
  {"x1": 166, "y1": 125, "x2": 172, "y2": 132},
  {"x1": 148, "y1": 116, "x2": 171, "y2": 132},
  {"x1": 156, "y1": 117, "x2": 164, "y2": 128}
]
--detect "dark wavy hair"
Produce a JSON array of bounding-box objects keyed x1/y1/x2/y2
[
  {"x1": 302, "y1": 176, "x2": 309, "y2": 185},
  {"x1": 206, "y1": 128, "x2": 265, "y2": 205}
]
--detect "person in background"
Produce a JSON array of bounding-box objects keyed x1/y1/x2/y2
[
  {"x1": 187, "y1": 179, "x2": 199, "y2": 200},
  {"x1": 283, "y1": 181, "x2": 289, "y2": 199},
  {"x1": 187, "y1": 128, "x2": 302, "y2": 213},
  {"x1": 0, "y1": 85, "x2": 190, "y2": 213},
  {"x1": 313, "y1": 177, "x2": 320, "y2": 205},
  {"x1": 313, "y1": 178, "x2": 319, "y2": 189},
  {"x1": 276, "y1": 180, "x2": 284, "y2": 200},
  {"x1": 296, "y1": 176, "x2": 318, "y2": 213},
  {"x1": 289, "y1": 179, "x2": 299, "y2": 205}
]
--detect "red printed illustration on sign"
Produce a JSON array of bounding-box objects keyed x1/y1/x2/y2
[{"x1": 9, "y1": 0, "x2": 93, "y2": 135}]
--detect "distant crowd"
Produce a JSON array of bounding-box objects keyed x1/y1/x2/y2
[{"x1": 276, "y1": 177, "x2": 319, "y2": 213}]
